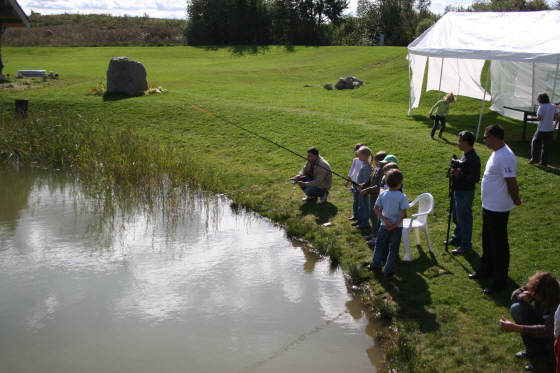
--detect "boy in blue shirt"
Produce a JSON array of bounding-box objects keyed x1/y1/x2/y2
[{"x1": 367, "y1": 169, "x2": 409, "y2": 277}]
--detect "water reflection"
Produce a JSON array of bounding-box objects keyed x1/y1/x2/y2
[{"x1": 0, "y1": 167, "x2": 383, "y2": 373}]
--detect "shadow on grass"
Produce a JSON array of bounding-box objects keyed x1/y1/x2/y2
[
  {"x1": 377, "y1": 244, "x2": 441, "y2": 333},
  {"x1": 298, "y1": 200, "x2": 338, "y2": 225},
  {"x1": 103, "y1": 93, "x2": 136, "y2": 102},
  {"x1": 194, "y1": 45, "x2": 298, "y2": 56}
]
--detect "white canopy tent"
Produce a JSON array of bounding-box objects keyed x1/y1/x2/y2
[{"x1": 407, "y1": 11, "x2": 560, "y2": 139}]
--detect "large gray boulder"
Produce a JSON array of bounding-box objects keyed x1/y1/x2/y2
[{"x1": 106, "y1": 57, "x2": 148, "y2": 95}]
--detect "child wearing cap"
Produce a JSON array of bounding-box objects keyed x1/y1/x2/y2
[
  {"x1": 378, "y1": 155, "x2": 399, "y2": 192},
  {"x1": 367, "y1": 169, "x2": 410, "y2": 277}
]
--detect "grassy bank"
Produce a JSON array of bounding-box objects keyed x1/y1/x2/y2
[{"x1": 1, "y1": 46, "x2": 559, "y2": 372}]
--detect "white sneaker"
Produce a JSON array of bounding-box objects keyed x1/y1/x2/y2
[
  {"x1": 318, "y1": 191, "x2": 329, "y2": 204},
  {"x1": 302, "y1": 196, "x2": 315, "y2": 201}
]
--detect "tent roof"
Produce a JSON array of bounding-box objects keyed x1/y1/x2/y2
[
  {"x1": 0, "y1": 0, "x2": 30, "y2": 28},
  {"x1": 408, "y1": 11, "x2": 560, "y2": 64}
]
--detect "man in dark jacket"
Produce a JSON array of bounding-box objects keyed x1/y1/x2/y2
[{"x1": 446, "y1": 130, "x2": 481, "y2": 255}]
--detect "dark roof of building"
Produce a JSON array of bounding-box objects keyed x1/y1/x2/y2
[{"x1": 0, "y1": 0, "x2": 30, "y2": 28}]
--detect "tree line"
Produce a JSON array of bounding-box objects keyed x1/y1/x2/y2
[{"x1": 184, "y1": 0, "x2": 559, "y2": 46}]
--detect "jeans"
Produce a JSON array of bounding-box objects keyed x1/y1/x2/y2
[
  {"x1": 451, "y1": 189, "x2": 475, "y2": 252},
  {"x1": 478, "y1": 208, "x2": 510, "y2": 289},
  {"x1": 531, "y1": 130, "x2": 553, "y2": 165},
  {"x1": 510, "y1": 302, "x2": 555, "y2": 359},
  {"x1": 430, "y1": 115, "x2": 446, "y2": 137},
  {"x1": 299, "y1": 176, "x2": 327, "y2": 197},
  {"x1": 352, "y1": 191, "x2": 360, "y2": 218},
  {"x1": 371, "y1": 226, "x2": 403, "y2": 274},
  {"x1": 357, "y1": 193, "x2": 370, "y2": 226},
  {"x1": 369, "y1": 195, "x2": 380, "y2": 236}
]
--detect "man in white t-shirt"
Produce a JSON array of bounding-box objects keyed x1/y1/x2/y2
[{"x1": 468, "y1": 125, "x2": 522, "y2": 295}]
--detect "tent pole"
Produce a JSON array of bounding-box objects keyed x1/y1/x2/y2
[
  {"x1": 408, "y1": 53, "x2": 413, "y2": 116},
  {"x1": 438, "y1": 57, "x2": 444, "y2": 100},
  {"x1": 476, "y1": 61, "x2": 491, "y2": 141},
  {"x1": 532, "y1": 63, "x2": 535, "y2": 107},
  {"x1": 551, "y1": 63, "x2": 559, "y2": 103}
]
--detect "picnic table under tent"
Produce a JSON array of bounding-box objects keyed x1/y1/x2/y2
[{"x1": 407, "y1": 10, "x2": 560, "y2": 140}]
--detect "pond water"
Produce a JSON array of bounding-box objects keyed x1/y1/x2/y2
[{"x1": 0, "y1": 167, "x2": 383, "y2": 373}]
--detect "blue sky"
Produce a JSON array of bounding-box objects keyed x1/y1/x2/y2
[{"x1": 19, "y1": 0, "x2": 477, "y2": 19}]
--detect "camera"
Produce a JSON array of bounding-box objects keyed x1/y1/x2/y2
[{"x1": 450, "y1": 159, "x2": 465, "y2": 169}]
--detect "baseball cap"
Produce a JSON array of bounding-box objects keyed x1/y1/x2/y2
[{"x1": 379, "y1": 154, "x2": 398, "y2": 165}]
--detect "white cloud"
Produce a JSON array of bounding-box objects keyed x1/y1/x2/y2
[
  {"x1": 19, "y1": 0, "x2": 187, "y2": 19},
  {"x1": 19, "y1": 0, "x2": 558, "y2": 20}
]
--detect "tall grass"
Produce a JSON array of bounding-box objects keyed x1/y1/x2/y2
[
  {"x1": 4, "y1": 24, "x2": 185, "y2": 47},
  {"x1": 0, "y1": 110, "x2": 222, "y2": 200},
  {"x1": 4, "y1": 13, "x2": 185, "y2": 47}
]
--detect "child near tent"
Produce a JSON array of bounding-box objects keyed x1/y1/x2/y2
[
  {"x1": 345, "y1": 143, "x2": 364, "y2": 221},
  {"x1": 351, "y1": 146, "x2": 372, "y2": 229},
  {"x1": 529, "y1": 92, "x2": 557, "y2": 167},
  {"x1": 367, "y1": 169, "x2": 409, "y2": 277},
  {"x1": 429, "y1": 92, "x2": 456, "y2": 140}
]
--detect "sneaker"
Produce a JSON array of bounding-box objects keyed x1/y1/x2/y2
[
  {"x1": 528, "y1": 160, "x2": 537, "y2": 164},
  {"x1": 364, "y1": 234, "x2": 374, "y2": 240},
  {"x1": 318, "y1": 191, "x2": 329, "y2": 204},
  {"x1": 349, "y1": 216, "x2": 357, "y2": 221},
  {"x1": 302, "y1": 196, "x2": 315, "y2": 201},
  {"x1": 351, "y1": 222, "x2": 360, "y2": 226},
  {"x1": 539, "y1": 162, "x2": 548, "y2": 167},
  {"x1": 443, "y1": 240, "x2": 459, "y2": 246},
  {"x1": 367, "y1": 264, "x2": 382, "y2": 272},
  {"x1": 366, "y1": 238, "x2": 376, "y2": 245},
  {"x1": 451, "y1": 248, "x2": 472, "y2": 255}
]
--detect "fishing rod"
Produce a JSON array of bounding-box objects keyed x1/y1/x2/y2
[{"x1": 191, "y1": 105, "x2": 358, "y2": 186}]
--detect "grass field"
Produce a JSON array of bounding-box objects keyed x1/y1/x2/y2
[{"x1": 1, "y1": 46, "x2": 559, "y2": 372}]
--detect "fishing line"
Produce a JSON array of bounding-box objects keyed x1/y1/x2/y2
[
  {"x1": 216, "y1": 179, "x2": 294, "y2": 196},
  {"x1": 191, "y1": 105, "x2": 357, "y2": 185},
  {"x1": 242, "y1": 310, "x2": 347, "y2": 372}
]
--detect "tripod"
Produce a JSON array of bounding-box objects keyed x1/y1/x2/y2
[{"x1": 445, "y1": 159, "x2": 456, "y2": 252}]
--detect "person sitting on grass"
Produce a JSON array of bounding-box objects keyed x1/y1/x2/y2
[
  {"x1": 367, "y1": 169, "x2": 409, "y2": 277},
  {"x1": 500, "y1": 271, "x2": 560, "y2": 372},
  {"x1": 360, "y1": 151, "x2": 387, "y2": 245},
  {"x1": 293, "y1": 147, "x2": 333, "y2": 204}
]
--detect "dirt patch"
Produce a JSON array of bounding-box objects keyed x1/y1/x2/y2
[{"x1": 1, "y1": 77, "x2": 61, "y2": 90}]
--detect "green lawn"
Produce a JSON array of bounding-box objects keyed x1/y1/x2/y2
[{"x1": 2, "y1": 45, "x2": 559, "y2": 372}]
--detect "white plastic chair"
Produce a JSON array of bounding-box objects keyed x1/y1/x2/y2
[{"x1": 402, "y1": 193, "x2": 434, "y2": 262}]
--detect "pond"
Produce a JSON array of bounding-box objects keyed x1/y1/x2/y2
[{"x1": 0, "y1": 167, "x2": 383, "y2": 373}]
